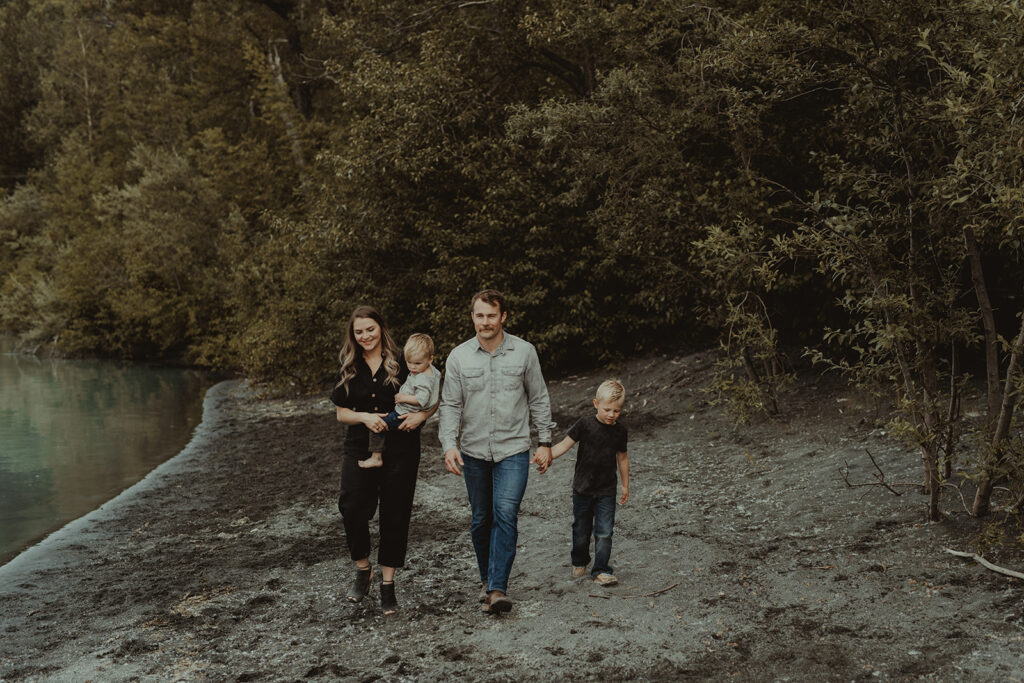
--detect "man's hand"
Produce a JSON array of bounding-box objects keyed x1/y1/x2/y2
[
  {"x1": 531, "y1": 446, "x2": 552, "y2": 474},
  {"x1": 444, "y1": 448, "x2": 464, "y2": 476},
  {"x1": 620, "y1": 487, "x2": 629, "y2": 504}
]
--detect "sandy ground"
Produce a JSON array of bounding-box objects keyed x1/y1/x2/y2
[{"x1": 2, "y1": 351, "x2": 1024, "y2": 681}]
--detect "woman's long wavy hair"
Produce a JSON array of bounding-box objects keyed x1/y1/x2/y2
[{"x1": 336, "y1": 305, "x2": 402, "y2": 395}]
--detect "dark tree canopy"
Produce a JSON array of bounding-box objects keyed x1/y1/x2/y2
[{"x1": 2, "y1": 0, "x2": 1024, "y2": 519}]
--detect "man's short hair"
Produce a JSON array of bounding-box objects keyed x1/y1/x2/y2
[
  {"x1": 404, "y1": 333, "x2": 434, "y2": 360},
  {"x1": 471, "y1": 289, "x2": 506, "y2": 315},
  {"x1": 595, "y1": 379, "x2": 626, "y2": 405}
]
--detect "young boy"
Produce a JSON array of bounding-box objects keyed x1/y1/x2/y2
[
  {"x1": 545, "y1": 379, "x2": 630, "y2": 586},
  {"x1": 361, "y1": 333, "x2": 440, "y2": 469}
]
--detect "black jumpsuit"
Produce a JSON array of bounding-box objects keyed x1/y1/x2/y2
[{"x1": 331, "y1": 357, "x2": 421, "y2": 567}]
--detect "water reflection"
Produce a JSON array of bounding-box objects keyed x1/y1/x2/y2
[{"x1": 0, "y1": 342, "x2": 208, "y2": 563}]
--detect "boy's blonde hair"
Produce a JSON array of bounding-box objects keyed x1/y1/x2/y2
[
  {"x1": 595, "y1": 379, "x2": 625, "y2": 405},
  {"x1": 404, "y1": 333, "x2": 434, "y2": 361}
]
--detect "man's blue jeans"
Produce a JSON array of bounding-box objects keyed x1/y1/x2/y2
[
  {"x1": 462, "y1": 451, "x2": 530, "y2": 594},
  {"x1": 571, "y1": 494, "x2": 616, "y2": 576}
]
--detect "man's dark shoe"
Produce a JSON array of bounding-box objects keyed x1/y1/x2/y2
[
  {"x1": 484, "y1": 591, "x2": 512, "y2": 614},
  {"x1": 346, "y1": 565, "x2": 372, "y2": 602}
]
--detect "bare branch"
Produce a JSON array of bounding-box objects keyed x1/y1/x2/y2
[
  {"x1": 588, "y1": 582, "x2": 681, "y2": 601},
  {"x1": 839, "y1": 450, "x2": 908, "y2": 497}
]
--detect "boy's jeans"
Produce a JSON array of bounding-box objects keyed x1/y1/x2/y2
[
  {"x1": 571, "y1": 493, "x2": 616, "y2": 576},
  {"x1": 461, "y1": 451, "x2": 530, "y2": 594},
  {"x1": 366, "y1": 411, "x2": 405, "y2": 456}
]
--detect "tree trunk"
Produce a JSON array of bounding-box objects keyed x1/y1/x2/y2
[
  {"x1": 964, "y1": 227, "x2": 1000, "y2": 424},
  {"x1": 267, "y1": 45, "x2": 306, "y2": 171},
  {"x1": 972, "y1": 313, "x2": 1024, "y2": 516},
  {"x1": 918, "y1": 345, "x2": 943, "y2": 521},
  {"x1": 942, "y1": 343, "x2": 959, "y2": 481},
  {"x1": 76, "y1": 26, "x2": 94, "y2": 147},
  {"x1": 921, "y1": 440, "x2": 942, "y2": 521}
]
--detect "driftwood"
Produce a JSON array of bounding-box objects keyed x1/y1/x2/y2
[
  {"x1": 944, "y1": 548, "x2": 1024, "y2": 580},
  {"x1": 588, "y1": 582, "x2": 681, "y2": 600}
]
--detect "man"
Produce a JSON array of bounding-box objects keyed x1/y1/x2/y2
[{"x1": 440, "y1": 289, "x2": 554, "y2": 614}]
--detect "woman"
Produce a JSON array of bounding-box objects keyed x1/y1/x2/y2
[{"x1": 331, "y1": 305, "x2": 435, "y2": 614}]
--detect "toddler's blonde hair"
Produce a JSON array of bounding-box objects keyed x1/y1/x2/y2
[
  {"x1": 404, "y1": 333, "x2": 434, "y2": 361},
  {"x1": 595, "y1": 379, "x2": 625, "y2": 405}
]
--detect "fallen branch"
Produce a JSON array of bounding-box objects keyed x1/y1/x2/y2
[
  {"x1": 622, "y1": 582, "x2": 681, "y2": 599},
  {"x1": 944, "y1": 548, "x2": 1024, "y2": 580},
  {"x1": 588, "y1": 582, "x2": 681, "y2": 600},
  {"x1": 839, "y1": 450, "x2": 920, "y2": 497}
]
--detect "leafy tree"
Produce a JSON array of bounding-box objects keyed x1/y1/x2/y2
[
  {"x1": 3, "y1": 0, "x2": 1024, "y2": 532},
  {"x1": 793, "y1": 0, "x2": 1024, "y2": 520},
  {"x1": 0, "y1": 0, "x2": 40, "y2": 189}
]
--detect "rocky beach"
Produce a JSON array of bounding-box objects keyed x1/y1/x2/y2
[{"x1": 2, "y1": 351, "x2": 1023, "y2": 681}]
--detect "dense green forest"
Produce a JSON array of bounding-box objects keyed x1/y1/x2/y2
[{"x1": 2, "y1": 0, "x2": 1024, "y2": 522}]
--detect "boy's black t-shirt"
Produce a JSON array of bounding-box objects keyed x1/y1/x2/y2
[{"x1": 567, "y1": 416, "x2": 628, "y2": 497}]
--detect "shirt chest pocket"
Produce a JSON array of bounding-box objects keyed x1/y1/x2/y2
[
  {"x1": 463, "y1": 366, "x2": 486, "y2": 392},
  {"x1": 500, "y1": 365, "x2": 524, "y2": 391}
]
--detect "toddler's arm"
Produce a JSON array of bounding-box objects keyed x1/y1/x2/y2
[
  {"x1": 617, "y1": 451, "x2": 630, "y2": 504},
  {"x1": 394, "y1": 392, "x2": 421, "y2": 406}
]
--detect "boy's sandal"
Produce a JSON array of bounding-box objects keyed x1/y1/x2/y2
[
  {"x1": 380, "y1": 581, "x2": 398, "y2": 615},
  {"x1": 478, "y1": 584, "x2": 489, "y2": 603},
  {"x1": 346, "y1": 565, "x2": 372, "y2": 602}
]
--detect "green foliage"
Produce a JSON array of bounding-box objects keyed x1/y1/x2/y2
[{"x1": 1, "y1": 1, "x2": 1023, "y2": 529}]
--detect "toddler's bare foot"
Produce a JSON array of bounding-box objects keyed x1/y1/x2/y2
[{"x1": 360, "y1": 453, "x2": 383, "y2": 468}]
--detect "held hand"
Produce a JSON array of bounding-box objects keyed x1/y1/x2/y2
[
  {"x1": 444, "y1": 448, "x2": 464, "y2": 476},
  {"x1": 620, "y1": 488, "x2": 629, "y2": 505},
  {"x1": 363, "y1": 412, "x2": 389, "y2": 433},
  {"x1": 531, "y1": 447, "x2": 552, "y2": 474},
  {"x1": 396, "y1": 412, "x2": 423, "y2": 431}
]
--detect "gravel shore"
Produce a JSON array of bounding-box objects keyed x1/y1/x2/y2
[{"x1": 2, "y1": 354, "x2": 1023, "y2": 681}]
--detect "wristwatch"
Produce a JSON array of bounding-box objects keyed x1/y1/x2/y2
[{"x1": 538, "y1": 441, "x2": 552, "y2": 448}]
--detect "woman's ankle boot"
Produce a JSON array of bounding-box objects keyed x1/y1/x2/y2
[
  {"x1": 380, "y1": 581, "x2": 398, "y2": 614},
  {"x1": 346, "y1": 565, "x2": 372, "y2": 602}
]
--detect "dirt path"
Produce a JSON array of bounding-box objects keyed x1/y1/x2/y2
[{"x1": 2, "y1": 352, "x2": 1023, "y2": 681}]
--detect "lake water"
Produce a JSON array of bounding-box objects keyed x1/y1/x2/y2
[{"x1": 0, "y1": 340, "x2": 209, "y2": 564}]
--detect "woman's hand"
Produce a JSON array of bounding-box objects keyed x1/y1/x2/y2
[
  {"x1": 362, "y1": 412, "x2": 388, "y2": 433},
  {"x1": 397, "y1": 411, "x2": 426, "y2": 431}
]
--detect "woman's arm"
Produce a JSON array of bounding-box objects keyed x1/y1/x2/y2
[{"x1": 336, "y1": 407, "x2": 387, "y2": 433}]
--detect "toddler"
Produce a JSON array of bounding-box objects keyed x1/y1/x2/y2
[{"x1": 362, "y1": 333, "x2": 440, "y2": 468}]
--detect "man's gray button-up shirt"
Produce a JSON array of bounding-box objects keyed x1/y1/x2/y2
[{"x1": 438, "y1": 332, "x2": 554, "y2": 462}]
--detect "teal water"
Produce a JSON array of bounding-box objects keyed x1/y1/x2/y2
[{"x1": 0, "y1": 340, "x2": 208, "y2": 564}]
